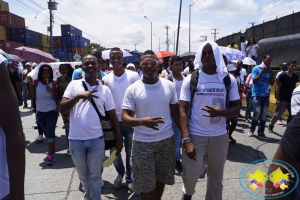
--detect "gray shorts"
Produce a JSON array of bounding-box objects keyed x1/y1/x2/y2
[{"x1": 132, "y1": 135, "x2": 175, "y2": 193}]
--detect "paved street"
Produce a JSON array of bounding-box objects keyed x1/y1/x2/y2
[{"x1": 21, "y1": 107, "x2": 286, "y2": 200}]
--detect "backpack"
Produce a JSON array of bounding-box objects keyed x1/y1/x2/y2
[
  {"x1": 167, "y1": 73, "x2": 187, "y2": 82},
  {"x1": 189, "y1": 70, "x2": 231, "y2": 118}
]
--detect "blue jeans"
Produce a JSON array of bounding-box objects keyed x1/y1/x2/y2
[
  {"x1": 250, "y1": 96, "x2": 270, "y2": 133},
  {"x1": 245, "y1": 92, "x2": 253, "y2": 120},
  {"x1": 172, "y1": 117, "x2": 182, "y2": 160},
  {"x1": 110, "y1": 122, "x2": 133, "y2": 183},
  {"x1": 36, "y1": 110, "x2": 58, "y2": 143},
  {"x1": 70, "y1": 137, "x2": 105, "y2": 200},
  {"x1": 22, "y1": 82, "x2": 28, "y2": 106}
]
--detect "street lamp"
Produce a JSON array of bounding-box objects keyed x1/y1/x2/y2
[
  {"x1": 154, "y1": 34, "x2": 160, "y2": 51},
  {"x1": 189, "y1": 0, "x2": 200, "y2": 52},
  {"x1": 144, "y1": 16, "x2": 152, "y2": 50}
]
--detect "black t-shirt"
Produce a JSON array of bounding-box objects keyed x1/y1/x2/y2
[
  {"x1": 278, "y1": 72, "x2": 299, "y2": 102},
  {"x1": 8, "y1": 69, "x2": 20, "y2": 99},
  {"x1": 280, "y1": 112, "x2": 300, "y2": 162}
]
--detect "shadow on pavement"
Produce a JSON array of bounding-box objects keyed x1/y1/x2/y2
[
  {"x1": 39, "y1": 153, "x2": 74, "y2": 169},
  {"x1": 101, "y1": 181, "x2": 140, "y2": 200},
  {"x1": 227, "y1": 142, "x2": 267, "y2": 164},
  {"x1": 26, "y1": 135, "x2": 69, "y2": 154},
  {"x1": 20, "y1": 110, "x2": 34, "y2": 117}
]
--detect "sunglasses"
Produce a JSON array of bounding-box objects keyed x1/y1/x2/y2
[{"x1": 141, "y1": 60, "x2": 157, "y2": 67}]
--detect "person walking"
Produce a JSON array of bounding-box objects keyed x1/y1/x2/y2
[
  {"x1": 245, "y1": 37, "x2": 260, "y2": 62},
  {"x1": 102, "y1": 47, "x2": 140, "y2": 192},
  {"x1": 179, "y1": 41, "x2": 240, "y2": 200},
  {"x1": 21, "y1": 62, "x2": 32, "y2": 108},
  {"x1": 122, "y1": 50, "x2": 180, "y2": 200},
  {"x1": 60, "y1": 54, "x2": 123, "y2": 200},
  {"x1": 165, "y1": 56, "x2": 185, "y2": 172},
  {"x1": 248, "y1": 55, "x2": 275, "y2": 139},
  {"x1": 28, "y1": 65, "x2": 59, "y2": 164},
  {"x1": 57, "y1": 63, "x2": 74, "y2": 156},
  {"x1": 244, "y1": 73, "x2": 253, "y2": 123},
  {"x1": 268, "y1": 61, "x2": 299, "y2": 131}
]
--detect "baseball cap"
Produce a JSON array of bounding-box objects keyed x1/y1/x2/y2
[{"x1": 280, "y1": 62, "x2": 288, "y2": 67}]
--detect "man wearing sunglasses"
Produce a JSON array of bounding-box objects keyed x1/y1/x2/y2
[
  {"x1": 102, "y1": 47, "x2": 140, "y2": 192},
  {"x1": 122, "y1": 50, "x2": 180, "y2": 199}
]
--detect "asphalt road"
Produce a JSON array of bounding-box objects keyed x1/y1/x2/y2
[{"x1": 21, "y1": 107, "x2": 287, "y2": 200}]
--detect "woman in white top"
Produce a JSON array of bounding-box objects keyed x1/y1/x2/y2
[
  {"x1": 28, "y1": 65, "x2": 58, "y2": 165},
  {"x1": 244, "y1": 73, "x2": 253, "y2": 123},
  {"x1": 245, "y1": 37, "x2": 260, "y2": 61}
]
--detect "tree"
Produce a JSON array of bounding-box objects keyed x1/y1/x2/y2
[{"x1": 86, "y1": 43, "x2": 106, "y2": 54}]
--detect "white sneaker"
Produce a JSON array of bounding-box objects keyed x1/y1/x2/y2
[
  {"x1": 35, "y1": 135, "x2": 43, "y2": 141},
  {"x1": 81, "y1": 192, "x2": 90, "y2": 200},
  {"x1": 114, "y1": 174, "x2": 124, "y2": 189}
]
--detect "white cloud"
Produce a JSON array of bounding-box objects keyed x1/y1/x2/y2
[{"x1": 258, "y1": 0, "x2": 300, "y2": 22}]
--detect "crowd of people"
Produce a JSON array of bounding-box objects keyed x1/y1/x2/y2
[{"x1": 1, "y1": 38, "x2": 300, "y2": 200}]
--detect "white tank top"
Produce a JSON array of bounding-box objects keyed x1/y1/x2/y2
[{"x1": 0, "y1": 125, "x2": 9, "y2": 199}]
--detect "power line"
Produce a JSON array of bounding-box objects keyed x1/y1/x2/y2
[
  {"x1": 8, "y1": 0, "x2": 114, "y2": 47},
  {"x1": 155, "y1": 0, "x2": 172, "y2": 28},
  {"x1": 219, "y1": 0, "x2": 289, "y2": 31}
]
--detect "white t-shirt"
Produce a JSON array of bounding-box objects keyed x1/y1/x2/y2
[
  {"x1": 276, "y1": 71, "x2": 284, "y2": 80},
  {"x1": 102, "y1": 70, "x2": 140, "y2": 121},
  {"x1": 162, "y1": 69, "x2": 172, "y2": 77},
  {"x1": 36, "y1": 82, "x2": 57, "y2": 112},
  {"x1": 180, "y1": 71, "x2": 239, "y2": 137},
  {"x1": 291, "y1": 85, "x2": 300, "y2": 116},
  {"x1": 239, "y1": 68, "x2": 247, "y2": 83},
  {"x1": 22, "y1": 68, "x2": 29, "y2": 83},
  {"x1": 245, "y1": 74, "x2": 253, "y2": 94},
  {"x1": 0, "y1": 125, "x2": 9, "y2": 199},
  {"x1": 63, "y1": 79, "x2": 115, "y2": 140},
  {"x1": 241, "y1": 41, "x2": 248, "y2": 56},
  {"x1": 246, "y1": 44, "x2": 259, "y2": 57},
  {"x1": 122, "y1": 78, "x2": 178, "y2": 142},
  {"x1": 173, "y1": 75, "x2": 185, "y2": 102},
  {"x1": 136, "y1": 69, "x2": 143, "y2": 77},
  {"x1": 183, "y1": 67, "x2": 190, "y2": 75}
]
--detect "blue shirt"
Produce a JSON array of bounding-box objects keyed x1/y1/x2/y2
[{"x1": 252, "y1": 63, "x2": 271, "y2": 97}]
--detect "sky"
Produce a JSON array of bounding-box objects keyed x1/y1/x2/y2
[{"x1": 6, "y1": 0, "x2": 300, "y2": 54}]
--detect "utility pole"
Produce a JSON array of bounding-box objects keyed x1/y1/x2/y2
[
  {"x1": 211, "y1": 29, "x2": 219, "y2": 42},
  {"x1": 189, "y1": 0, "x2": 199, "y2": 52},
  {"x1": 176, "y1": 0, "x2": 183, "y2": 55},
  {"x1": 165, "y1": 26, "x2": 170, "y2": 51},
  {"x1": 133, "y1": 43, "x2": 137, "y2": 51},
  {"x1": 48, "y1": 0, "x2": 58, "y2": 55}
]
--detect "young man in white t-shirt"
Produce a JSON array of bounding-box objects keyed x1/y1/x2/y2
[
  {"x1": 161, "y1": 56, "x2": 172, "y2": 77},
  {"x1": 165, "y1": 56, "x2": 185, "y2": 172},
  {"x1": 122, "y1": 50, "x2": 180, "y2": 199},
  {"x1": 0, "y1": 55, "x2": 25, "y2": 200},
  {"x1": 60, "y1": 55, "x2": 123, "y2": 200},
  {"x1": 102, "y1": 47, "x2": 140, "y2": 192},
  {"x1": 179, "y1": 41, "x2": 240, "y2": 200}
]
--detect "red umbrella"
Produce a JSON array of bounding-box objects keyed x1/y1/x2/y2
[
  {"x1": 11, "y1": 46, "x2": 57, "y2": 63},
  {"x1": 154, "y1": 51, "x2": 175, "y2": 58}
]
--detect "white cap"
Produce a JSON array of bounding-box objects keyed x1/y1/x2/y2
[
  {"x1": 32, "y1": 63, "x2": 38, "y2": 68},
  {"x1": 227, "y1": 64, "x2": 237, "y2": 72},
  {"x1": 126, "y1": 63, "x2": 135, "y2": 69}
]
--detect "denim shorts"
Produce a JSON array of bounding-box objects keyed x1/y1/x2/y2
[{"x1": 36, "y1": 110, "x2": 58, "y2": 143}]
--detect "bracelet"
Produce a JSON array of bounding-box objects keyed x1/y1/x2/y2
[
  {"x1": 183, "y1": 139, "x2": 192, "y2": 144},
  {"x1": 72, "y1": 96, "x2": 78, "y2": 103},
  {"x1": 183, "y1": 138, "x2": 191, "y2": 141}
]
